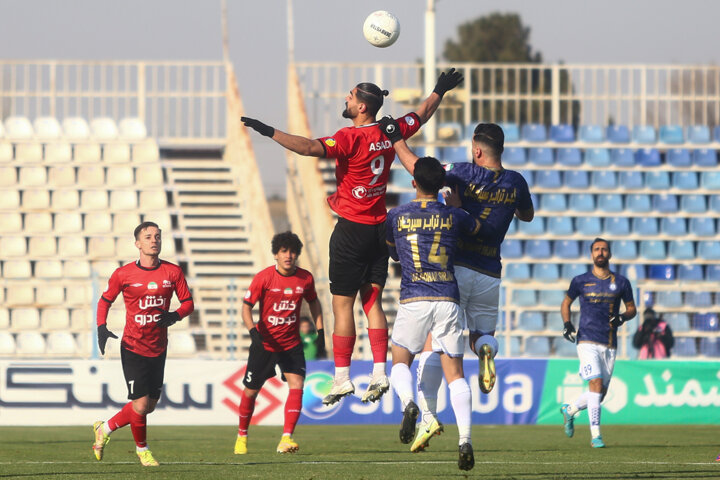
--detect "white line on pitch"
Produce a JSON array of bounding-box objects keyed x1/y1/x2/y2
[{"x1": 0, "y1": 460, "x2": 718, "y2": 466}]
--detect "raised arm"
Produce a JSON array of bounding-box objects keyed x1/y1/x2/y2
[
  {"x1": 415, "y1": 68, "x2": 464, "y2": 124},
  {"x1": 242, "y1": 117, "x2": 325, "y2": 157}
]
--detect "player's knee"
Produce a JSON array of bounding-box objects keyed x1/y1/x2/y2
[{"x1": 360, "y1": 285, "x2": 380, "y2": 316}]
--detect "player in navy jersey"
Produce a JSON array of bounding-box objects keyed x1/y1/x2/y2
[
  {"x1": 235, "y1": 231, "x2": 323, "y2": 455},
  {"x1": 386, "y1": 157, "x2": 479, "y2": 471},
  {"x1": 92, "y1": 222, "x2": 194, "y2": 467},
  {"x1": 241, "y1": 69, "x2": 463, "y2": 406},
  {"x1": 559, "y1": 238, "x2": 636, "y2": 448}
]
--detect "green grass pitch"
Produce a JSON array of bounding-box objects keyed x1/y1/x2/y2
[{"x1": 1, "y1": 424, "x2": 718, "y2": 479}]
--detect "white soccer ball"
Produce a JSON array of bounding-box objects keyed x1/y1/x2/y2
[{"x1": 363, "y1": 10, "x2": 400, "y2": 48}]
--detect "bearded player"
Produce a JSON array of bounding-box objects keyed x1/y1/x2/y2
[
  {"x1": 241, "y1": 68, "x2": 463, "y2": 405},
  {"x1": 92, "y1": 221, "x2": 194, "y2": 466},
  {"x1": 235, "y1": 232, "x2": 323, "y2": 454}
]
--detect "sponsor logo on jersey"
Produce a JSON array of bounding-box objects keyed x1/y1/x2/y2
[
  {"x1": 324, "y1": 138, "x2": 336, "y2": 147},
  {"x1": 584, "y1": 283, "x2": 596, "y2": 287},
  {"x1": 283, "y1": 288, "x2": 293, "y2": 295},
  {"x1": 148, "y1": 282, "x2": 158, "y2": 290},
  {"x1": 295, "y1": 286, "x2": 304, "y2": 294},
  {"x1": 609, "y1": 283, "x2": 617, "y2": 291},
  {"x1": 163, "y1": 280, "x2": 173, "y2": 288},
  {"x1": 130, "y1": 283, "x2": 144, "y2": 287},
  {"x1": 404, "y1": 115, "x2": 415, "y2": 126},
  {"x1": 273, "y1": 299, "x2": 297, "y2": 311},
  {"x1": 139, "y1": 295, "x2": 165, "y2": 310},
  {"x1": 352, "y1": 185, "x2": 367, "y2": 199},
  {"x1": 244, "y1": 290, "x2": 251, "y2": 300}
]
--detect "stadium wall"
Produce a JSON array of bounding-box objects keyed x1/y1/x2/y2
[{"x1": 1, "y1": 359, "x2": 717, "y2": 426}]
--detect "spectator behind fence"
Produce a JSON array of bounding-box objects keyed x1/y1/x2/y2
[{"x1": 632, "y1": 308, "x2": 674, "y2": 359}]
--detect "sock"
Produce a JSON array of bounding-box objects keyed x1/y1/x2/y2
[
  {"x1": 367, "y1": 328, "x2": 389, "y2": 367},
  {"x1": 474, "y1": 334, "x2": 499, "y2": 357},
  {"x1": 568, "y1": 392, "x2": 590, "y2": 416},
  {"x1": 390, "y1": 363, "x2": 414, "y2": 409},
  {"x1": 588, "y1": 392, "x2": 601, "y2": 438},
  {"x1": 106, "y1": 402, "x2": 133, "y2": 433},
  {"x1": 416, "y1": 351, "x2": 442, "y2": 424},
  {"x1": 237, "y1": 390, "x2": 257, "y2": 436},
  {"x1": 129, "y1": 407, "x2": 147, "y2": 448},
  {"x1": 283, "y1": 388, "x2": 303, "y2": 436},
  {"x1": 333, "y1": 366, "x2": 350, "y2": 383},
  {"x1": 448, "y1": 378, "x2": 472, "y2": 446},
  {"x1": 332, "y1": 334, "x2": 355, "y2": 369}
]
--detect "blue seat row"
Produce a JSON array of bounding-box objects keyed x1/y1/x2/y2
[
  {"x1": 528, "y1": 192, "x2": 719, "y2": 214},
  {"x1": 504, "y1": 146, "x2": 717, "y2": 167},
  {"x1": 505, "y1": 262, "x2": 720, "y2": 283},
  {"x1": 674, "y1": 337, "x2": 720, "y2": 357},
  {"x1": 521, "y1": 169, "x2": 720, "y2": 191}
]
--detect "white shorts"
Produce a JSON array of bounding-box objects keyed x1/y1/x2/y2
[
  {"x1": 391, "y1": 301, "x2": 464, "y2": 357},
  {"x1": 577, "y1": 342, "x2": 616, "y2": 387},
  {"x1": 456, "y1": 266, "x2": 500, "y2": 333}
]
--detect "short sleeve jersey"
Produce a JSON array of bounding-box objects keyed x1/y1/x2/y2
[
  {"x1": 444, "y1": 163, "x2": 532, "y2": 277},
  {"x1": 566, "y1": 270, "x2": 635, "y2": 348},
  {"x1": 244, "y1": 266, "x2": 318, "y2": 352},
  {"x1": 101, "y1": 260, "x2": 193, "y2": 357},
  {"x1": 318, "y1": 113, "x2": 422, "y2": 225},
  {"x1": 386, "y1": 199, "x2": 480, "y2": 303}
]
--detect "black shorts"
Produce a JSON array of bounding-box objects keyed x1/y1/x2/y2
[
  {"x1": 243, "y1": 342, "x2": 306, "y2": 390},
  {"x1": 121, "y1": 345, "x2": 166, "y2": 400},
  {"x1": 329, "y1": 217, "x2": 389, "y2": 296}
]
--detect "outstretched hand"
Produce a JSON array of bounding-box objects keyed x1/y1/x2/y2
[
  {"x1": 241, "y1": 116, "x2": 275, "y2": 138},
  {"x1": 433, "y1": 68, "x2": 464, "y2": 97},
  {"x1": 377, "y1": 116, "x2": 403, "y2": 144}
]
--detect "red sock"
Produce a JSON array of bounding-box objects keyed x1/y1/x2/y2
[
  {"x1": 332, "y1": 334, "x2": 356, "y2": 368},
  {"x1": 368, "y1": 328, "x2": 389, "y2": 364},
  {"x1": 283, "y1": 388, "x2": 303, "y2": 436},
  {"x1": 129, "y1": 408, "x2": 147, "y2": 448},
  {"x1": 107, "y1": 402, "x2": 133, "y2": 431},
  {"x1": 237, "y1": 390, "x2": 256, "y2": 436}
]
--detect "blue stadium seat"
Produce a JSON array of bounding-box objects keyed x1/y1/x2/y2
[
  {"x1": 504, "y1": 262, "x2": 531, "y2": 280},
  {"x1": 517, "y1": 169, "x2": 534, "y2": 187},
  {"x1": 525, "y1": 239, "x2": 551, "y2": 258},
  {"x1": 700, "y1": 171, "x2": 720, "y2": 190},
  {"x1": 639, "y1": 240, "x2": 666, "y2": 260},
  {"x1": 576, "y1": 217, "x2": 603, "y2": 236},
  {"x1": 539, "y1": 290, "x2": 565, "y2": 305},
  {"x1": 604, "y1": 217, "x2": 630, "y2": 236},
  {"x1": 519, "y1": 217, "x2": 545, "y2": 235},
  {"x1": 569, "y1": 193, "x2": 595, "y2": 212},
  {"x1": 706, "y1": 265, "x2": 720, "y2": 281},
  {"x1": 584, "y1": 147, "x2": 611, "y2": 167},
  {"x1": 533, "y1": 263, "x2": 560, "y2": 280},
  {"x1": 518, "y1": 312, "x2": 545, "y2": 331},
  {"x1": 659, "y1": 125, "x2": 684, "y2": 144},
  {"x1": 668, "y1": 240, "x2": 694, "y2": 260},
  {"x1": 551, "y1": 124, "x2": 575, "y2": 143},
  {"x1": 690, "y1": 217, "x2": 716, "y2": 237},
  {"x1": 440, "y1": 146, "x2": 469, "y2": 163},
  {"x1": 619, "y1": 264, "x2": 646, "y2": 280},
  {"x1": 710, "y1": 195, "x2": 720, "y2": 211},
  {"x1": 562, "y1": 263, "x2": 588, "y2": 278},
  {"x1": 553, "y1": 239, "x2": 580, "y2": 258},
  {"x1": 698, "y1": 241, "x2": 720, "y2": 260},
  {"x1": 507, "y1": 218, "x2": 518, "y2": 235},
  {"x1": 680, "y1": 194, "x2": 707, "y2": 213},
  {"x1": 655, "y1": 291, "x2": 683, "y2": 308},
  {"x1": 503, "y1": 147, "x2": 527, "y2": 166},
  {"x1": 652, "y1": 194, "x2": 678, "y2": 213},
  {"x1": 674, "y1": 337, "x2": 697, "y2": 357},
  {"x1": 667, "y1": 148, "x2": 691, "y2": 167},
  {"x1": 619, "y1": 170, "x2": 643, "y2": 189},
  {"x1": 645, "y1": 171, "x2": 670, "y2": 190},
  {"x1": 686, "y1": 292, "x2": 713, "y2": 309},
  {"x1": 610, "y1": 148, "x2": 635, "y2": 166},
  {"x1": 687, "y1": 125, "x2": 710, "y2": 144},
  {"x1": 596, "y1": 194, "x2": 624, "y2": 213},
  {"x1": 535, "y1": 170, "x2": 562, "y2": 189},
  {"x1": 528, "y1": 147, "x2": 554, "y2": 165},
  {"x1": 591, "y1": 171, "x2": 618, "y2": 190},
  {"x1": 606, "y1": 125, "x2": 630, "y2": 143},
  {"x1": 633, "y1": 125, "x2": 657, "y2": 144},
  {"x1": 677, "y1": 264, "x2": 704, "y2": 281},
  {"x1": 692, "y1": 148, "x2": 717, "y2": 167},
  {"x1": 713, "y1": 126, "x2": 720, "y2": 142},
  {"x1": 699, "y1": 338, "x2": 720, "y2": 358},
  {"x1": 524, "y1": 336, "x2": 551, "y2": 356},
  {"x1": 498, "y1": 123, "x2": 520, "y2": 143},
  {"x1": 664, "y1": 312, "x2": 690, "y2": 332},
  {"x1": 556, "y1": 147, "x2": 582, "y2": 166},
  {"x1": 579, "y1": 125, "x2": 604, "y2": 143},
  {"x1": 389, "y1": 169, "x2": 413, "y2": 188},
  {"x1": 502, "y1": 239, "x2": 523, "y2": 259},
  {"x1": 555, "y1": 337, "x2": 577, "y2": 357},
  {"x1": 547, "y1": 217, "x2": 574, "y2": 236},
  {"x1": 661, "y1": 217, "x2": 687, "y2": 236},
  {"x1": 564, "y1": 170, "x2": 589, "y2": 189},
  {"x1": 521, "y1": 124, "x2": 547, "y2": 142},
  {"x1": 498, "y1": 336, "x2": 522, "y2": 357},
  {"x1": 613, "y1": 240, "x2": 638, "y2": 260},
  {"x1": 541, "y1": 194, "x2": 567, "y2": 212},
  {"x1": 626, "y1": 194, "x2": 652, "y2": 213},
  {"x1": 512, "y1": 289, "x2": 537, "y2": 306},
  {"x1": 647, "y1": 264, "x2": 675, "y2": 280},
  {"x1": 635, "y1": 148, "x2": 661, "y2": 166},
  {"x1": 672, "y1": 171, "x2": 699, "y2": 190},
  {"x1": 693, "y1": 313, "x2": 720, "y2": 331},
  {"x1": 632, "y1": 217, "x2": 658, "y2": 236}
]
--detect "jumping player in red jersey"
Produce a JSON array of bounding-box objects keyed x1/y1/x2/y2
[
  {"x1": 241, "y1": 68, "x2": 463, "y2": 405},
  {"x1": 91, "y1": 221, "x2": 194, "y2": 467},
  {"x1": 235, "y1": 231, "x2": 323, "y2": 455}
]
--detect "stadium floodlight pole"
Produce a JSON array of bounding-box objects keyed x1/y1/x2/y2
[
  {"x1": 221, "y1": 0, "x2": 230, "y2": 64},
  {"x1": 287, "y1": 0, "x2": 295, "y2": 64},
  {"x1": 424, "y1": 0, "x2": 437, "y2": 157}
]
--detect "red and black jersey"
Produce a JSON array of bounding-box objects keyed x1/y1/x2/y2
[
  {"x1": 318, "y1": 112, "x2": 422, "y2": 225},
  {"x1": 97, "y1": 260, "x2": 194, "y2": 357},
  {"x1": 244, "y1": 266, "x2": 317, "y2": 352}
]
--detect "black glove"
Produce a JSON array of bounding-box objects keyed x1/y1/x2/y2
[
  {"x1": 315, "y1": 328, "x2": 326, "y2": 356},
  {"x1": 610, "y1": 314, "x2": 625, "y2": 329},
  {"x1": 156, "y1": 309, "x2": 180, "y2": 328},
  {"x1": 377, "y1": 116, "x2": 403, "y2": 144},
  {"x1": 249, "y1": 327, "x2": 263, "y2": 347},
  {"x1": 97, "y1": 323, "x2": 118, "y2": 355},
  {"x1": 433, "y1": 67, "x2": 464, "y2": 97},
  {"x1": 241, "y1": 116, "x2": 275, "y2": 137},
  {"x1": 562, "y1": 321, "x2": 576, "y2": 343}
]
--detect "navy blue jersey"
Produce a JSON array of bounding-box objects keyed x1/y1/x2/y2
[
  {"x1": 444, "y1": 163, "x2": 532, "y2": 278},
  {"x1": 566, "y1": 270, "x2": 635, "y2": 348},
  {"x1": 386, "y1": 199, "x2": 480, "y2": 303}
]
